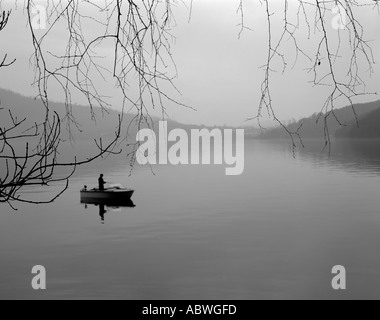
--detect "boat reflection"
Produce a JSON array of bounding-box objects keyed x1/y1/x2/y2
[{"x1": 81, "y1": 198, "x2": 136, "y2": 223}]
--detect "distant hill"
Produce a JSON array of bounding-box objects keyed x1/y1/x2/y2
[
  {"x1": 0, "y1": 88, "x2": 248, "y2": 156},
  {"x1": 335, "y1": 107, "x2": 380, "y2": 139},
  {"x1": 1, "y1": 87, "x2": 262, "y2": 183},
  {"x1": 0, "y1": 87, "x2": 197, "y2": 139},
  {"x1": 0, "y1": 87, "x2": 143, "y2": 142},
  {"x1": 259, "y1": 100, "x2": 380, "y2": 140}
]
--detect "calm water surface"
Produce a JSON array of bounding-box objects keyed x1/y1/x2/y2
[{"x1": 1, "y1": 140, "x2": 380, "y2": 299}]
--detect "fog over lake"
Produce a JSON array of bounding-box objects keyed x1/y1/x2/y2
[
  {"x1": 1, "y1": 0, "x2": 380, "y2": 302},
  {"x1": 1, "y1": 139, "x2": 380, "y2": 300}
]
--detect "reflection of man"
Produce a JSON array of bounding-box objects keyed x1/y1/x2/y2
[
  {"x1": 98, "y1": 174, "x2": 106, "y2": 191},
  {"x1": 99, "y1": 204, "x2": 107, "y2": 222}
]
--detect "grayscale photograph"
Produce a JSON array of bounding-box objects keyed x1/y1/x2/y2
[{"x1": 0, "y1": 0, "x2": 380, "y2": 302}]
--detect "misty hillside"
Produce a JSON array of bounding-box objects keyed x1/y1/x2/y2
[
  {"x1": 0, "y1": 88, "x2": 184, "y2": 139},
  {"x1": 0, "y1": 87, "x2": 134, "y2": 142},
  {"x1": 336, "y1": 107, "x2": 380, "y2": 139},
  {"x1": 259, "y1": 100, "x2": 380, "y2": 140},
  {"x1": 0, "y1": 88, "x2": 226, "y2": 169},
  {"x1": 0, "y1": 87, "x2": 248, "y2": 147}
]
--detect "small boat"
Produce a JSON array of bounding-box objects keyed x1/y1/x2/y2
[{"x1": 80, "y1": 187, "x2": 134, "y2": 206}]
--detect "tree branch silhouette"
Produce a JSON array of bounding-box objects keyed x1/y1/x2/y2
[
  {"x1": 244, "y1": 0, "x2": 378, "y2": 151},
  {"x1": 1, "y1": 8, "x2": 122, "y2": 209},
  {"x1": 1, "y1": 1, "x2": 190, "y2": 208},
  {"x1": 1, "y1": 1, "x2": 379, "y2": 208}
]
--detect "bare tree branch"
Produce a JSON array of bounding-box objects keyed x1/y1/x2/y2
[
  {"x1": 1, "y1": 7, "x2": 122, "y2": 208},
  {"x1": 1, "y1": 0, "x2": 380, "y2": 208},
  {"x1": 242, "y1": 0, "x2": 379, "y2": 151}
]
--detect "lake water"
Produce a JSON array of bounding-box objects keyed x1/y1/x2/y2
[{"x1": 1, "y1": 139, "x2": 380, "y2": 300}]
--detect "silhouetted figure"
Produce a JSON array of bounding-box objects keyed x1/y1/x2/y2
[
  {"x1": 98, "y1": 174, "x2": 106, "y2": 191},
  {"x1": 99, "y1": 204, "x2": 107, "y2": 222}
]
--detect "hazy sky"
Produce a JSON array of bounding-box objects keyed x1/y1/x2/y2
[{"x1": 0, "y1": 0, "x2": 379, "y2": 126}]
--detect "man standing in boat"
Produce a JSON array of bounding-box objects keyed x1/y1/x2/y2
[{"x1": 98, "y1": 174, "x2": 106, "y2": 191}]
